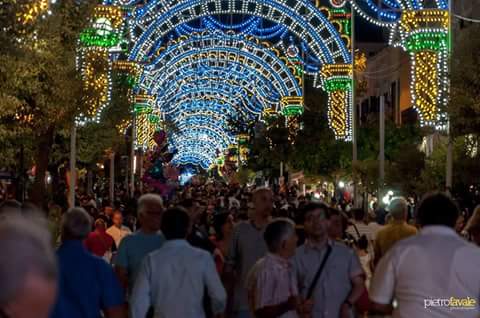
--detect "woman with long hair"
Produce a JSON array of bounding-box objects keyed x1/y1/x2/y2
[{"x1": 210, "y1": 212, "x2": 234, "y2": 275}]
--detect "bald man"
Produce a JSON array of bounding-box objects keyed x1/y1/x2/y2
[
  {"x1": 224, "y1": 188, "x2": 273, "y2": 318},
  {"x1": 374, "y1": 197, "x2": 417, "y2": 266}
]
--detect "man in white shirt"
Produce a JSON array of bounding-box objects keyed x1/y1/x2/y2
[
  {"x1": 130, "y1": 207, "x2": 226, "y2": 318},
  {"x1": 107, "y1": 211, "x2": 132, "y2": 248},
  {"x1": 370, "y1": 192, "x2": 480, "y2": 318}
]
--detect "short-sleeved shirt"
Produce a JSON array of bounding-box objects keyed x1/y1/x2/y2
[
  {"x1": 85, "y1": 230, "x2": 115, "y2": 258},
  {"x1": 50, "y1": 240, "x2": 124, "y2": 318},
  {"x1": 293, "y1": 240, "x2": 364, "y2": 318},
  {"x1": 115, "y1": 231, "x2": 165, "y2": 289},
  {"x1": 373, "y1": 221, "x2": 417, "y2": 260},
  {"x1": 107, "y1": 225, "x2": 132, "y2": 248},
  {"x1": 370, "y1": 226, "x2": 480, "y2": 318},
  {"x1": 226, "y1": 220, "x2": 268, "y2": 311},
  {"x1": 248, "y1": 253, "x2": 298, "y2": 318}
]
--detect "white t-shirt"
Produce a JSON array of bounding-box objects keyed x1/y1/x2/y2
[
  {"x1": 370, "y1": 226, "x2": 480, "y2": 318},
  {"x1": 107, "y1": 225, "x2": 132, "y2": 248}
]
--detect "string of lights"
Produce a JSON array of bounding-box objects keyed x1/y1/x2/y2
[
  {"x1": 79, "y1": 0, "x2": 452, "y2": 168},
  {"x1": 129, "y1": 0, "x2": 351, "y2": 65},
  {"x1": 352, "y1": 0, "x2": 450, "y2": 131}
]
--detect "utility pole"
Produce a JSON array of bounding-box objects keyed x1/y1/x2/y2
[
  {"x1": 351, "y1": 6, "x2": 360, "y2": 207},
  {"x1": 379, "y1": 95, "x2": 385, "y2": 195},
  {"x1": 69, "y1": 124, "x2": 76, "y2": 208},
  {"x1": 139, "y1": 149, "x2": 144, "y2": 193},
  {"x1": 109, "y1": 151, "x2": 115, "y2": 205},
  {"x1": 124, "y1": 155, "x2": 129, "y2": 197},
  {"x1": 130, "y1": 118, "x2": 136, "y2": 197},
  {"x1": 445, "y1": 0, "x2": 453, "y2": 192}
]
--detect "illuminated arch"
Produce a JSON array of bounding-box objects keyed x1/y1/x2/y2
[
  {"x1": 141, "y1": 32, "x2": 302, "y2": 108},
  {"x1": 352, "y1": 0, "x2": 449, "y2": 130},
  {"x1": 160, "y1": 85, "x2": 259, "y2": 116},
  {"x1": 129, "y1": 0, "x2": 351, "y2": 64},
  {"x1": 173, "y1": 124, "x2": 234, "y2": 149},
  {"x1": 151, "y1": 67, "x2": 281, "y2": 114},
  {"x1": 172, "y1": 152, "x2": 215, "y2": 169}
]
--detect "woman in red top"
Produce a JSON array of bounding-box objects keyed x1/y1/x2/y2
[
  {"x1": 84, "y1": 215, "x2": 115, "y2": 263},
  {"x1": 210, "y1": 212, "x2": 234, "y2": 275}
]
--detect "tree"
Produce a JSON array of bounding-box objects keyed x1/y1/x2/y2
[
  {"x1": 234, "y1": 80, "x2": 352, "y2": 180},
  {"x1": 449, "y1": 23, "x2": 480, "y2": 137},
  {"x1": 0, "y1": 1, "x2": 95, "y2": 207},
  {"x1": 354, "y1": 112, "x2": 425, "y2": 195}
]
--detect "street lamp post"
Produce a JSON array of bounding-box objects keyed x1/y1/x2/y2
[
  {"x1": 445, "y1": 0, "x2": 453, "y2": 191},
  {"x1": 69, "y1": 124, "x2": 76, "y2": 208},
  {"x1": 379, "y1": 95, "x2": 385, "y2": 196},
  {"x1": 109, "y1": 151, "x2": 115, "y2": 205},
  {"x1": 130, "y1": 118, "x2": 136, "y2": 198},
  {"x1": 351, "y1": 5, "x2": 360, "y2": 207}
]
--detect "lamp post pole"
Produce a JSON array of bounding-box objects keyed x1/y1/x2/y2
[
  {"x1": 109, "y1": 151, "x2": 115, "y2": 205},
  {"x1": 69, "y1": 124, "x2": 76, "y2": 208},
  {"x1": 351, "y1": 6, "x2": 360, "y2": 207},
  {"x1": 130, "y1": 118, "x2": 136, "y2": 198},
  {"x1": 445, "y1": 0, "x2": 453, "y2": 192},
  {"x1": 379, "y1": 95, "x2": 385, "y2": 196}
]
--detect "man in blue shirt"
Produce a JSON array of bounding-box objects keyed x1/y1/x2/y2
[
  {"x1": 50, "y1": 208, "x2": 126, "y2": 318},
  {"x1": 115, "y1": 194, "x2": 165, "y2": 294}
]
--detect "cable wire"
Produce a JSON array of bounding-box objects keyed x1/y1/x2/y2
[{"x1": 453, "y1": 14, "x2": 480, "y2": 23}]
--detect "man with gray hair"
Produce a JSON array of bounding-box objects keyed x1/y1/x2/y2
[
  {"x1": 247, "y1": 219, "x2": 300, "y2": 318},
  {"x1": 115, "y1": 194, "x2": 165, "y2": 294},
  {"x1": 374, "y1": 197, "x2": 418, "y2": 266},
  {"x1": 0, "y1": 216, "x2": 57, "y2": 318},
  {"x1": 49, "y1": 208, "x2": 126, "y2": 318}
]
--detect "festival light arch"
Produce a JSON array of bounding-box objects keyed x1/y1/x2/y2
[
  {"x1": 128, "y1": 0, "x2": 352, "y2": 65},
  {"x1": 77, "y1": 0, "x2": 450, "y2": 169},
  {"x1": 351, "y1": 0, "x2": 449, "y2": 129}
]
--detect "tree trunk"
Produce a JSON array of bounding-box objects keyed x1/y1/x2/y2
[{"x1": 30, "y1": 124, "x2": 55, "y2": 210}]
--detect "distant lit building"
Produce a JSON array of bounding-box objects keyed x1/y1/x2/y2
[{"x1": 356, "y1": 45, "x2": 413, "y2": 126}]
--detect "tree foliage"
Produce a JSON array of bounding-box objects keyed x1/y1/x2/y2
[
  {"x1": 0, "y1": 0, "x2": 96, "y2": 205},
  {"x1": 449, "y1": 23, "x2": 480, "y2": 136}
]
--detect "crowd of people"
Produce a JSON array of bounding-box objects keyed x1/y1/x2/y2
[{"x1": 1, "y1": 181, "x2": 480, "y2": 318}]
